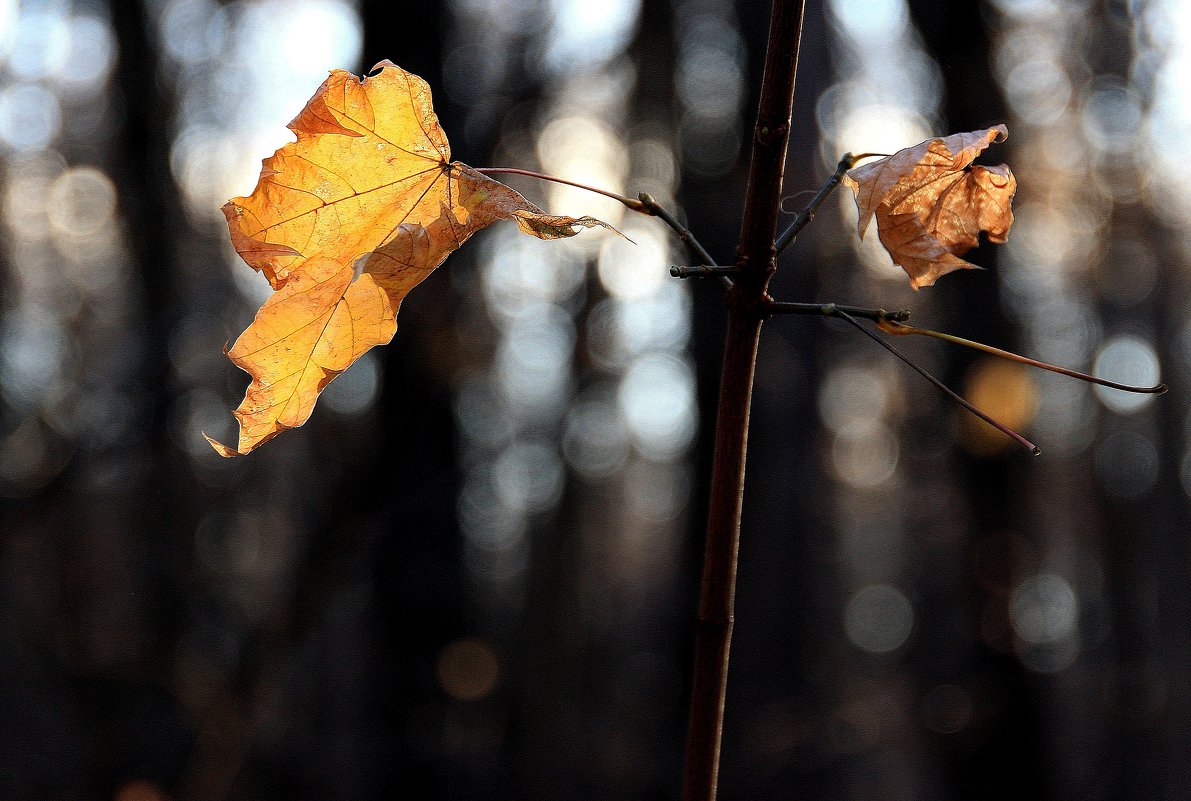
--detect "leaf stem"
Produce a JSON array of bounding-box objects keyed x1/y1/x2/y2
[
  {"x1": 775, "y1": 153, "x2": 857, "y2": 254},
  {"x1": 835, "y1": 308, "x2": 1041, "y2": 455},
  {"x1": 877, "y1": 319, "x2": 1169, "y2": 394},
  {"x1": 473, "y1": 167, "x2": 648, "y2": 212},
  {"x1": 476, "y1": 168, "x2": 731, "y2": 289},
  {"x1": 848, "y1": 151, "x2": 890, "y2": 163}
]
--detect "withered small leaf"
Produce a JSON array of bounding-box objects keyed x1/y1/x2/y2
[{"x1": 843, "y1": 125, "x2": 1016, "y2": 289}]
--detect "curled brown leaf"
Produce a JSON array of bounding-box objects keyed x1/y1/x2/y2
[{"x1": 843, "y1": 125, "x2": 1016, "y2": 289}]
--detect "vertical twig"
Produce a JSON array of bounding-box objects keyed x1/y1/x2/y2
[{"x1": 681, "y1": 2, "x2": 806, "y2": 801}]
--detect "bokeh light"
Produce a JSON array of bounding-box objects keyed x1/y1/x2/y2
[
  {"x1": 1095, "y1": 430, "x2": 1160, "y2": 499},
  {"x1": 676, "y1": 7, "x2": 746, "y2": 177},
  {"x1": 58, "y1": 15, "x2": 117, "y2": 94},
  {"x1": 437, "y1": 637, "x2": 502, "y2": 701},
  {"x1": 1093, "y1": 336, "x2": 1161, "y2": 414},
  {"x1": 830, "y1": 420, "x2": 899, "y2": 489},
  {"x1": 319, "y1": 352, "x2": 381, "y2": 416},
  {"x1": 960, "y1": 359, "x2": 1037, "y2": 456},
  {"x1": 538, "y1": 0, "x2": 639, "y2": 76},
  {"x1": 597, "y1": 226, "x2": 667, "y2": 301},
  {"x1": 563, "y1": 384, "x2": 630, "y2": 480},
  {"x1": 46, "y1": 166, "x2": 117, "y2": 238},
  {"x1": 6, "y1": 6, "x2": 71, "y2": 80},
  {"x1": 1010, "y1": 573, "x2": 1078, "y2": 645},
  {"x1": 492, "y1": 439, "x2": 566, "y2": 515},
  {"x1": 818, "y1": 365, "x2": 895, "y2": 433},
  {"x1": 921, "y1": 684, "x2": 974, "y2": 735},
  {"x1": 618, "y1": 353, "x2": 697, "y2": 461},
  {"x1": 0, "y1": 83, "x2": 62, "y2": 150},
  {"x1": 844, "y1": 584, "x2": 914, "y2": 654}
]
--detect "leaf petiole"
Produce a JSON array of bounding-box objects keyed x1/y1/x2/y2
[
  {"x1": 473, "y1": 167, "x2": 648, "y2": 212},
  {"x1": 474, "y1": 166, "x2": 724, "y2": 285},
  {"x1": 846, "y1": 151, "x2": 891, "y2": 164},
  {"x1": 876, "y1": 319, "x2": 1168, "y2": 394}
]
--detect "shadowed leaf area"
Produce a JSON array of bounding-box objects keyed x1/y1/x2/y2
[
  {"x1": 844, "y1": 125, "x2": 1016, "y2": 289},
  {"x1": 208, "y1": 60, "x2": 611, "y2": 456}
]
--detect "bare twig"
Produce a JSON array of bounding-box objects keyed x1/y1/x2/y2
[
  {"x1": 640, "y1": 193, "x2": 731, "y2": 290},
  {"x1": 670, "y1": 265, "x2": 740, "y2": 279},
  {"x1": 638, "y1": 193, "x2": 714, "y2": 266},
  {"x1": 775, "y1": 153, "x2": 855, "y2": 254},
  {"x1": 765, "y1": 300, "x2": 910, "y2": 323},
  {"x1": 878, "y1": 319, "x2": 1168, "y2": 394},
  {"x1": 835, "y1": 308, "x2": 1040, "y2": 455}
]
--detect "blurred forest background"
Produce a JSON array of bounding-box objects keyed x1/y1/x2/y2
[{"x1": 1, "y1": 0, "x2": 1188, "y2": 799}]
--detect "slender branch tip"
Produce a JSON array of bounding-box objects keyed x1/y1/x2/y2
[
  {"x1": 776, "y1": 155, "x2": 853, "y2": 254},
  {"x1": 837, "y1": 309, "x2": 1039, "y2": 455},
  {"x1": 879, "y1": 319, "x2": 1168, "y2": 394}
]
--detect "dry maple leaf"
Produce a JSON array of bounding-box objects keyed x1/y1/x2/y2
[
  {"x1": 207, "y1": 61, "x2": 613, "y2": 456},
  {"x1": 843, "y1": 125, "x2": 1016, "y2": 289}
]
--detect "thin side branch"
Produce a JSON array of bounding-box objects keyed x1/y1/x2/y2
[
  {"x1": 641, "y1": 193, "x2": 731, "y2": 290},
  {"x1": 775, "y1": 153, "x2": 856, "y2": 254},
  {"x1": 670, "y1": 265, "x2": 740, "y2": 279},
  {"x1": 835, "y1": 307, "x2": 1041, "y2": 455},
  {"x1": 640, "y1": 193, "x2": 715, "y2": 267},
  {"x1": 878, "y1": 319, "x2": 1168, "y2": 394},
  {"x1": 765, "y1": 300, "x2": 910, "y2": 323}
]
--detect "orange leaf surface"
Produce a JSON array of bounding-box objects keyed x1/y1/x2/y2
[
  {"x1": 207, "y1": 61, "x2": 612, "y2": 456},
  {"x1": 843, "y1": 125, "x2": 1016, "y2": 289}
]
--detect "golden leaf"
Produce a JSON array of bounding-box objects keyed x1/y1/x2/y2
[
  {"x1": 843, "y1": 125, "x2": 1016, "y2": 289},
  {"x1": 207, "y1": 61, "x2": 612, "y2": 456}
]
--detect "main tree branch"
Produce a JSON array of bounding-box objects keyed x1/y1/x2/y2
[{"x1": 681, "y1": 2, "x2": 805, "y2": 801}]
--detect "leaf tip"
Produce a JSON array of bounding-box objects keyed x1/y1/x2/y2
[
  {"x1": 367, "y1": 59, "x2": 398, "y2": 77},
  {"x1": 203, "y1": 432, "x2": 242, "y2": 458}
]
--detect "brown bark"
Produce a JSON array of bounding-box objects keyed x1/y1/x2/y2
[{"x1": 680, "y1": 2, "x2": 806, "y2": 800}]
